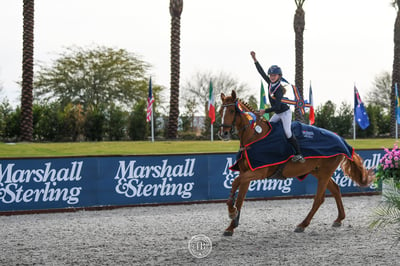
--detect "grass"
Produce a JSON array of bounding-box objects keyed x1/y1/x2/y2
[
  {"x1": 0, "y1": 140, "x2": 239, "y2": 158},
  {"x1": 0, "y1": 138, "x2": 398, "y2": 158}
]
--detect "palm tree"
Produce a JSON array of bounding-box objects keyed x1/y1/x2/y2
[
  {"x1": 167, "y1": 0, "x2": 183, "y2": 139},
  {"x1": 391, "y1": 0, "x2": 400, "y2": 137},
  {"x1": 293, "y1": 0, "x2": 306, "y2": 122},
  {"x1": 21, "y1": 0, "x2": 34, "y2": 141}
]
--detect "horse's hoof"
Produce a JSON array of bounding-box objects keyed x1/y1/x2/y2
[
  {"x1": 332, "y1": 221, "x2": 342, "y2": 228},
  {"x1": 294, "y1": 226, "x2": 305, "y2": 233},
  {"x1": 223, "y1": 230, "x2": 233, "y2": 236}
]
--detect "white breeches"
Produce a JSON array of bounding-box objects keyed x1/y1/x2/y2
[{"x1": 269, "y1": 109, "x2": 293, "y2": 139}]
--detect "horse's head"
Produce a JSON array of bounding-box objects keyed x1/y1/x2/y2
[{"x1": 218, "y1": 90, "x2": 238, "y2": 141}]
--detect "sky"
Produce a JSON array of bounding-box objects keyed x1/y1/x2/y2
[{"x1": 0, "y1": 0, "x2": 396, "y2": 111}]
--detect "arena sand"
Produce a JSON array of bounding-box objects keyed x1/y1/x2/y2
[{"x1": 0, "y1": 195, "x2": 397, "y2": 266}]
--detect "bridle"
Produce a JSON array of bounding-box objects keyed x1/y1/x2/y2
[
  {"x1": 219, "y1": 100, "x2": 265, "y2": 148},
  {"x1": 219, "y1": 102, "x2": 238, "y2": 134},
  {"x1": 219, "y1": 101, "x2": 257, "y2": 136}
]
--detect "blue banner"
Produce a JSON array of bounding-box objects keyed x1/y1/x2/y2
[{"x1": 0, "y1": 149, "x2": 384, "y2": 213}]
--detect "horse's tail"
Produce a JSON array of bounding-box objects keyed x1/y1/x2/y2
[{"x1": 340, "y1": 153, "x2": 375, "y2": 187}]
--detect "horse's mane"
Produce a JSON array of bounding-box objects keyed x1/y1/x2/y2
[{"x1": 237, "y1": 98, "x2": 268, "y2": 123}]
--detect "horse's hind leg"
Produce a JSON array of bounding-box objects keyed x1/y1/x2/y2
[
  {"x1": 326, "y1": 178, "x2": 345, "y2": 227},
  {"x1": 295, "y1": 175, "x2": 331, "y2": 233}
]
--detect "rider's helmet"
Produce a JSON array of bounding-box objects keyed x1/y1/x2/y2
[{"x1": 267, "y1": 65, "x2": 282, "y2": 75}]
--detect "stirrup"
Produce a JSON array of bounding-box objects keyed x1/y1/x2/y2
[{"x1": 292, "y1": 154, "x2": 305, "y2": 163}]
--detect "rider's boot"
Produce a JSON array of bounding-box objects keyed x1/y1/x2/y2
[{"x1": 287, "y1": 136, "x2": 305, "y2": 163}]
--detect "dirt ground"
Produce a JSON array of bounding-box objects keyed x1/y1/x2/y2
[{"x1": 0, "y1": 195, "x2": 397, "y2": 266}]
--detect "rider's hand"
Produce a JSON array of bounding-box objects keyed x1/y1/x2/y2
[{"x1": 250, "y1": 51, "x2": 257, "y2": 62}]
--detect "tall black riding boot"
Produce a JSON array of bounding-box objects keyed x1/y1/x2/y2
[{"x1": 287, "y1": 136, "x2": 305, "y2": 163}]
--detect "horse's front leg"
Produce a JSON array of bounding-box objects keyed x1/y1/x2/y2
[
  {"x1": 226, "y1": 177, "x2": 240, "y2": 219},
  {"x1": 224, "y1": 180, "x2": 250, "y2": 236}
]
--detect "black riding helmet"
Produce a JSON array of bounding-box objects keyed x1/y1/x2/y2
[{"x1": 267, "y1": 65, "x2": 282, "y2": 75}]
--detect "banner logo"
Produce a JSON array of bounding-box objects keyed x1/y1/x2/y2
[{"x1": 114, "y1": 159, "x2": 196, "y2": 199}]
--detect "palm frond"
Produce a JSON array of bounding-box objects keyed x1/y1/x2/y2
[{"x1": 369, "y1": 180, "x2": 400, "y2": 244}]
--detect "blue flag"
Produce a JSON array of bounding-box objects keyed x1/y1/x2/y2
[
  {"x1": 354, "y1": 86, "x2": 370, "y2": 130},
  {"x1": 396, "y1": 83, "x2": 400, "y2": 124}
]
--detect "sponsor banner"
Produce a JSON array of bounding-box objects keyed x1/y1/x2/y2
[
  {"x1": 0, "y1": 158, "x2": 98, "y2": 211},
  {"x1": 0, "y1": 149, "x2": 384, "y2": 212},
  {"x1": 99, "y1": 156, "x2": 208, "y2": 205}
]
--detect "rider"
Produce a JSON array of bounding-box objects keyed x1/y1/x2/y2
[{"x1": 250, "y1": 51, "x2": 305, "y2": 163}]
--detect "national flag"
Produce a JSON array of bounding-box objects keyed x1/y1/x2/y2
[
  {"x1": 354, "y1": 86, "x2": 370, "y2": 130},
  {"x1": 146, "y1": 77, "x2": 154, "y2": 122},
  {"x1": 308, "y1": 84, "x2": 315, "y2": 125},
  {"x1": 208, "y1": 80, "x2": 215, "y2": 125},
  {"x1": 396, "y1": 83, "x2": 400, "y2": 124},
  {"x1": 259, "y1": 81, "x2": 269, "y2": 120}
]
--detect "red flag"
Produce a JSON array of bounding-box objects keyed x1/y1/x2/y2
[
  {"x1": 309, "y1": 84, "x2": 315, "y2": 125},
  {"x1": 146, "y1": 77, "x2": 154, "y2": 122},
  {"x1": 208, "y1": 81, "x2": 215, "y2": 124}
]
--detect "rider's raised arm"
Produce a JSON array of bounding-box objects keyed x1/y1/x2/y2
[{"x1": 250, "y1": 51, "x2": 271, "y2": 85}]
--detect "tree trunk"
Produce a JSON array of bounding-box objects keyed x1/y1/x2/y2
[
  {"x1": 21, "y1": 0, "x2": 34, "y2": 142},
  {"x1": 391, "y1": 7, "x2": 400, "y2": 137},
  {"x1": 168, "y1": 0, "x2": 183, "y2": 139},
  {"x1": 293, "y1": 2, "x2": 305, "y2": 122}
]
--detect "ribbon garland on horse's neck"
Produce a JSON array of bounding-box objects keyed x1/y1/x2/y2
[
  {"x1": 235, "y1": 100, "x2": 266, "y2": 150},
  {"x1": 235, "y1": 101, "x2": 256, "y2": 129}
]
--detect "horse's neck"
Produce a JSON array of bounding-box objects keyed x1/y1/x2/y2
[{"x1": 236, "y1": 111, "x2": 271, "y2": 146}]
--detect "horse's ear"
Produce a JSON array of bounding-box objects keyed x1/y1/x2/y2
[
  {"x1": 232, "y1": 90, "x2": 237, "y2": 100},
  {"x1": 221, "y1": 93, "x2": 225, "y2": 101}
]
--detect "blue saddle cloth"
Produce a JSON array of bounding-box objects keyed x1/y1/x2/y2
[{"x1": 230, "y1": 121, "x2": 354, "y2": 171}]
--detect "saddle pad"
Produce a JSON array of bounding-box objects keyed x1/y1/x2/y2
[{"x1": 230, "y1": 121, "x2": 354, "y2": 172}]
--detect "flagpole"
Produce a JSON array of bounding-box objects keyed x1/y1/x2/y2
[{"x1": 211, "y1": 124, "x2": 213, "y2": 141}]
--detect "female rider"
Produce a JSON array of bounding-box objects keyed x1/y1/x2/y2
[{"x1": 250, "y1": 51, "x2": 305, "y2": 163}]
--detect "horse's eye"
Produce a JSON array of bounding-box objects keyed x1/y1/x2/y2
[{"x1": 229, "y1": 109, "x2": 235, "y2": 114}]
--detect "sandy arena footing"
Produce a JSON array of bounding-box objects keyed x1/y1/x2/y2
[{"x1": 0, "y1": 195, "x2": 396, "y2": 265}]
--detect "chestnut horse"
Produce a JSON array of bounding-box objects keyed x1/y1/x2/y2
[{"x1": 219, "y1": 90, "x2": 374, "y2": 236}]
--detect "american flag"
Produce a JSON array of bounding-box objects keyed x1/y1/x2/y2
[{"x1": 146, "y1": 77, "x2": 154, "y2": 122}]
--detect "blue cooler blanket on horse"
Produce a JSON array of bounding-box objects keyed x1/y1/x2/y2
[{"x1": 230, "y1": 121, "x2": 354, "y2": 171}]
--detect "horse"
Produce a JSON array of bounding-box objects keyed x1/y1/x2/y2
[{"x1": 218, "y1": 90, "x2": 375, "y2": 236}]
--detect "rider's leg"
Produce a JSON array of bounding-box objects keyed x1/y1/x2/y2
[
  {"x1": 287, "y1": 135, "x2": 305, "y2": 163},
  {"x1": 279, "y1": 110, "x2": 305, "y2": 163}
]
